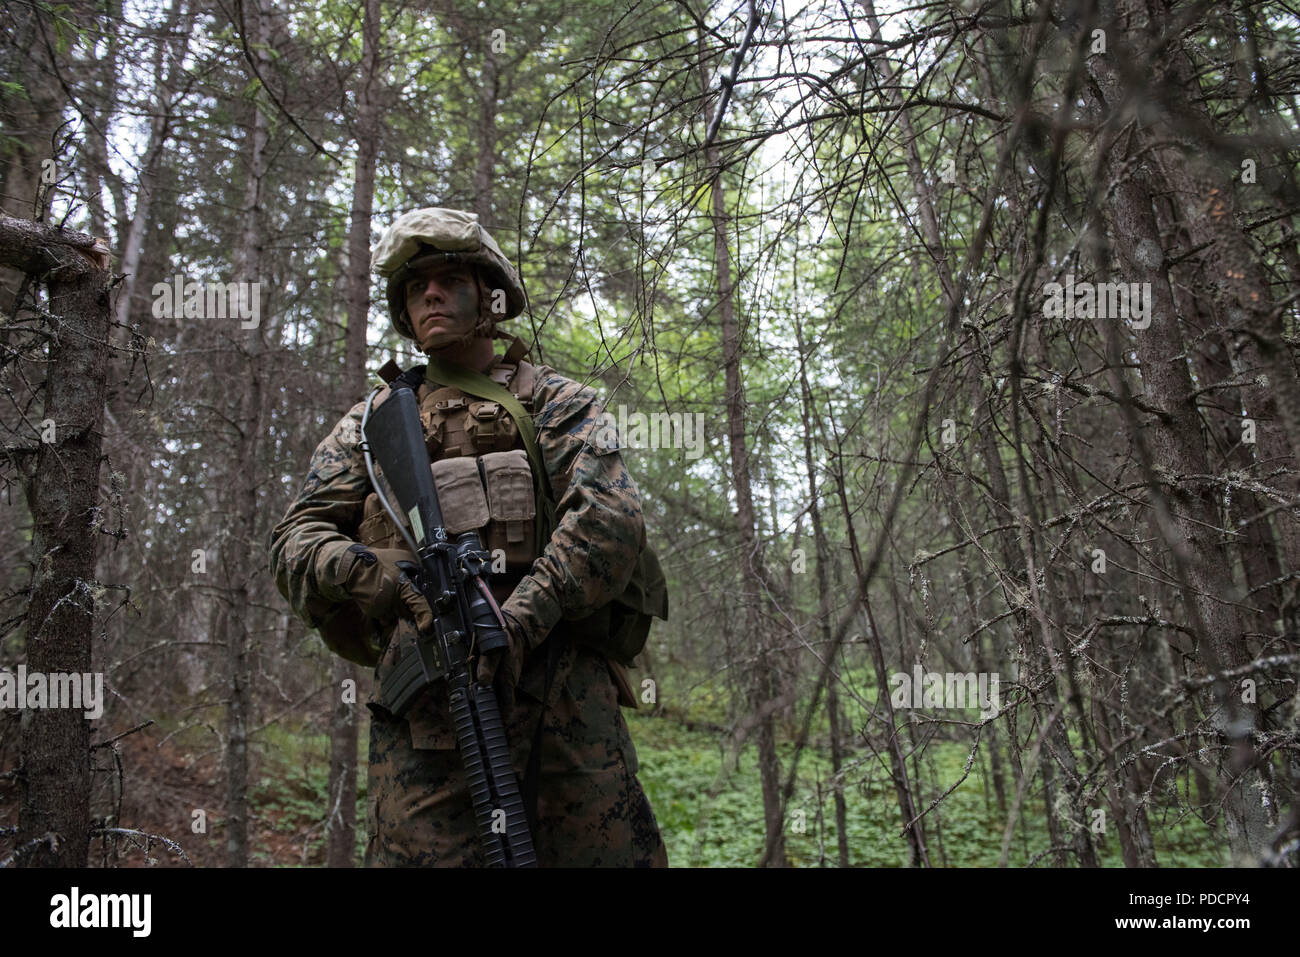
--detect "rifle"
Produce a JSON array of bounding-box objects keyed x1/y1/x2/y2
[{"x1": 360, "y1": 382, "x2": 537, "y2": 868}]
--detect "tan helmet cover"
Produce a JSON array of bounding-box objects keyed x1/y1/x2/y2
[{"x1": 372, "y1": 208, "x2": 525, "y2": 340}]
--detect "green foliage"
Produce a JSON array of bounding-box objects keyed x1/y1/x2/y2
[
  {"x1": 249, "y1": 726, "x2": 368, "y2": 867},
  {"x1": 628, "y1": 711, "x2": 1227, "y2": 868}
]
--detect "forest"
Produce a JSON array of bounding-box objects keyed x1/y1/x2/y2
[{"x1": 1, "y1": 0, "x2": 1298, "y2": 871}]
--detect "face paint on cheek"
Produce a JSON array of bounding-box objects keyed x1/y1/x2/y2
[{"x1": 450, "y1": 282, "x2": 478, "y2": 324}]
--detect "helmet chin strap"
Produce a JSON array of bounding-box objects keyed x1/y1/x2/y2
[
  {"x1": 419, "y1": 325, "x2": 478, "y2": 354},
  {"x1": 472, "y1": 266, "x2": 498, "y2": 338}
]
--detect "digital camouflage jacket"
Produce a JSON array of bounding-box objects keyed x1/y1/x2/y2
[{"x1": 268, "y1": 353, "x2": 646, "y2": 704}]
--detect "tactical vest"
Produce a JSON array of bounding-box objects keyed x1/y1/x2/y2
[
  {"x1": 358, "y1": 359, "x2": 540, "y2": 604},
  {"x1": 354, "y1": 345, "x2": 668, "y2": 681}
]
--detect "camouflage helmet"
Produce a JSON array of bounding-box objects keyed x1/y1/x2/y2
[{"x1": 371, "y1": 207, "x2": 525, "y2": 340}]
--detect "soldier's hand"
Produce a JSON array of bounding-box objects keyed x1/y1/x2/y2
[
  {"x1": 476, "y1": 609, "x2": 525, "y2": 694},
  {"x1": 342, "y1": 544, "x2": 434, "y2": 632}
]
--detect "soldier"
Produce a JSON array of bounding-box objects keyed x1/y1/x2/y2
[{"x1": 269, "y1": 207, "x2": 668, "y2": 867}]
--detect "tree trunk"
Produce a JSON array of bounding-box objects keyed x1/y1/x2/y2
[
  {"x1": 326, "y1": 657, "x2": 359, "y2": 867},
  {"x1": 109, "y1": 0, "x2": 192, "y2": 352},
  {"x1": 474, "y1": 40, "x2": 499, "y2": 224},
  {"x1": 220, "y1": 0, "x2": 272, "y2": 867},
  {"x1": 792, "y1": 314, "x2": 849, "y2": 866},
  {"x1": 0, "y1": 3, "x2": 65, "y2": 316},
  {"x1": 1097, "y1": 165, "x2": 1275, "y2": 859},
  {"x1": 1, "y1": 217, "x2": 111, "y2": 867},
  {"x1": 823, "y1": 424, "x2": 930, "y2": 867},
  {"x1": 700, "y1": 93, "x2": 785, "y2": 867},
  {"x1": 327, "y1": 0, "x2": 381, "y2": 868}
]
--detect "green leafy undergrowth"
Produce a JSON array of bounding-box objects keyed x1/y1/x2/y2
[{"x1": 626, "y1": 711, "x2": 1226, "y2": 868}]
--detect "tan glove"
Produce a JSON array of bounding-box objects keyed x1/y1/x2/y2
[
  {"x1": 476, "y1": 607, "x2": 526, "y2": 696},
  {"x1": 341, "y1": 544, "x2": 434, "y2": 633}
]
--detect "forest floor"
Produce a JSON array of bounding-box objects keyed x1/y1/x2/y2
[
  {"x1": 0, "y1": 704, "x2": 1229, "y2": 867},
  {"x1": 0, "y1": 719, "x2": 328, "y2": 868}
]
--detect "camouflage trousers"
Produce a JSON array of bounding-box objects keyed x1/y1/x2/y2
[{"x1": 364, "y1": 640, "x2": 668, "y2": 867}]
